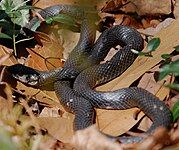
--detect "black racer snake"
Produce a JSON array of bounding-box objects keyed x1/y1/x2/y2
[{"x1": 7, "y1": 4, "x2": 172, "y2": 143}]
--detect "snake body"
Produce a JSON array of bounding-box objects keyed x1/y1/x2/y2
[{"x1": 8, "y1": 4, "x2": 172, "y2": 143}]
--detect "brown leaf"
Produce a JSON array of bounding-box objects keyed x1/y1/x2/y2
[
  {"x1": 39, "y1": 136, "x2": 75, "y2": 150},
  {"x1": 39, "y1": 107, "x2": 61, "y2": 117},
  {"x1": 137, "y1": 127, "x2": 171, "y2": 149},
  {"x1": 137, "y1": 71, "x2": 171, "y2": 131},
  {"x1": 171, "y1": 125, "x2": 179, "y2": 144},
  {"x1": 138, "y1": 72, "x2": 170, "y2": 100},
  {"x1": 37, "y1": 117, "x2": 74, "y2": 143},
  {"x1": 0, "y1": 45, "x2": 17, "y2": 65},
  {"x1": 138, "y1": 18, "x2": 175, "y2": 36},
  {"x1": 173, "y1": 0, "x2": 179, "y2": 18},
  {"x1": 71, "y1": 125, "x2": 122, "y2": 150},
  {"x1": 96, "y1": 109, "x2": 143, "y2": 136},
  {"x1": 0, "y1": 83, "x2": 13, "y2": 111},
  {"x1": 0, "y1": 54, "x2": 10, "y2": 66},
  {"x1": 57, "y1": 30, "x2": 80, "y2": 60},
  {"x1": 101, "y1": 0, "x2": 123, "y2": 12},
  {"x1": 33, "y1": 0, "x2": 75, "y2": 9},
  {"x1": 26, "y1": 32, "x2": 64, "y2": 70},
  {"x1": 121, "y1": 0, "x2": 171, "y2": 15}
]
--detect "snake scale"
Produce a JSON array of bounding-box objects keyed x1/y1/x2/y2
[{"x1": 7, "y1": 4, "x2": 172, "y2": 143}]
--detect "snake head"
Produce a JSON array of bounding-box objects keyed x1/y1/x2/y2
[{"x1": 7, "y1": 64, "x2": 40, "y2": 86}]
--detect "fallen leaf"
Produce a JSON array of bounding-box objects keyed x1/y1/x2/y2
[
  {"x1": 96, "y1": 108, "x2": 144, "y2": 136},
  {"x1": 171, "y1": 125, "x2": 179, "y2": 144},
  {"x1": 37, "y1": 117, "x2": 74, "y2": 143},
  {"x1": 0, "y1": 54, "x2": 10, "y2": 66},
  {"x1": 26, "y1": 32, "x2": 64, "y2": 70},
  {"x1": 71, "y1": 125, "x2": 122, "y2": 150},
  {"x1": 100, "y1": 0, "x2": 123, "y2": 12},
  {"x1": 38, "y1": 135, "x2": 74, "y2": 150},
  {"x1": 121, "y1": 0, "x2": 171, "y2": 15},
  {"x1": 137, "y1": 127, "x2": 170, "y2": 150},
  {"x1": 33, "y1": 0, "x2": 75, "y2": 9},
  {"x1": 138, "y1": 18, "x2": 175, "y2": 36},
  {"x1": 173, "y1": 0, "x2": 179, "y2": 18},
  {"x1": 39, "y1": 107, "x2": 61, "y2": 117},
  {"x1": 0, "y1": 45, "x2": 17, "y2": 66},
  {"x1": 0, "y1": 83, "x2": 13, "y2": 111},
  {"x1": 58, "y1": 29, "x2": 80, "y2": 60},
  {"x1": 137, "y1": 71, "x2": 171, "y2": 131}
]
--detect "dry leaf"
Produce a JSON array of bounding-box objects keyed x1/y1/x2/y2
[
  {"x1": 71, "y1": 125, "x2": 122, "y2": 150},
  {"x1": 26, "y1": 32, "x2": 64, "y2": 70},
  {"x1": 138, "y1": 18, "x2": 175, "y2": 36},
  {"x1": 38, "y1": 136, "x2": 75, "y2": 150},
  {"x1": 33, "y1": 0, "x2": 75, "y2": 8},
  {"x1": 0, "y1": 45, "x2": 17, "y2": 65},
  {"x1": 121, "y1": 0, "x2": 171, "y2": 15},
  {"x1": 0, "y1": 54, "x2": 10, "y2": 66},
  {"x1": 100, "y1": 0, "x2": 123, "y2": 12},
  {"x1": 99, "y1": 0, "x2": 171, "y2": 15},
  {"x1": 137, "y1": 71, "x2": 171, "y2": 131},
  {"x1": 173, "y1": 0, "x2": 179, "y2": 18},
  {"x1": 58, "y1": 30, "x2": 80, "y2": 60},
  {"x1": 37, "y1": 117, "x2": 74, "y2": 143},
  {"x1": 137, "y1": 127, "x2": 171, "y2": 150},
  {"x1": 0, "y1": 83, "x2": 13, "y2": 110},
  {"x1": 171, "y1": 126, "x2": 179, "y2": 144}
]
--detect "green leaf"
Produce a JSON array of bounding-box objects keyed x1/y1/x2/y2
[
  {"x1": 0, "y1": 0, "x2": 29, "y2": 27},
  {"x1": 0, "y1": 0, "x2": 13, "y2": 12},
  {"x1": 16, "y1": 5, "x2": 41, "y2": 11},
  {"x1": 45, "y1": 14, "x2": 77, "y2": 27},
  {"x1": 45, "y1": 18, "x2": 53, "y2": 24},
  {"x1": 161, "y1": 54, "x2": 171, "y2": 60},
  {"x1": 174, "y1": 45, "x2": 179, "y2": 52},
  {"x1": 30, "y1": 14, "x2": 78, "y2": 32},
  {"x1": 0, "y1": 20, "x2": 13, "y2": 29},
  {"x1": 0, "y1": 10, "x2": 8, "y2": 20},
  {"x1": 131, "y1": 49, "x2": 153, "y2": 57},
  {"x1": 166, "y1": 83, "x2": 179, "y2": 91},
  {"x1": 147, "y1": 38, "x2": 160, "y2": 52},
  {"x1": 159, "y1": 60, "x2": 179, "y2": 80},
  {"x1": 0, "y1": 33, "x2": 12, "y2": 39},
  {"x1": 172, "y1": 100, "x2": 179, "y2": 122}
]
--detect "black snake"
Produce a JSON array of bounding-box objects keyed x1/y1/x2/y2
[{"x1": 7, "y1": 4, "x2": 172, "y2": 143}]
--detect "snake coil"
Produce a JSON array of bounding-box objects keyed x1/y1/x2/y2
[{"x1": 7, "y1": 4, "x2": 172, "y2": 143}]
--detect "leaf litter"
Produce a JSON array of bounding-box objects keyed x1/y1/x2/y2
[{"x1": 1, "y1": 0, "x2": 179, "y2": 149}]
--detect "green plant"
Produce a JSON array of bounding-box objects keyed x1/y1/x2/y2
[
  {"x1": 131, "y1": 37, "x2": 161, "y2": 57},
  {"x1": 172, "y1": 100, "x2": 179, "y2": 122},
  {"x1": 158, "y1": 45, "x2": 179, "y2": 122},
  {"x1": 0, "y1": 0, "x2": 31, "y2": 55},
  {"x1": 0, "y1": 0, "x2": 83, "y2": 56}
]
